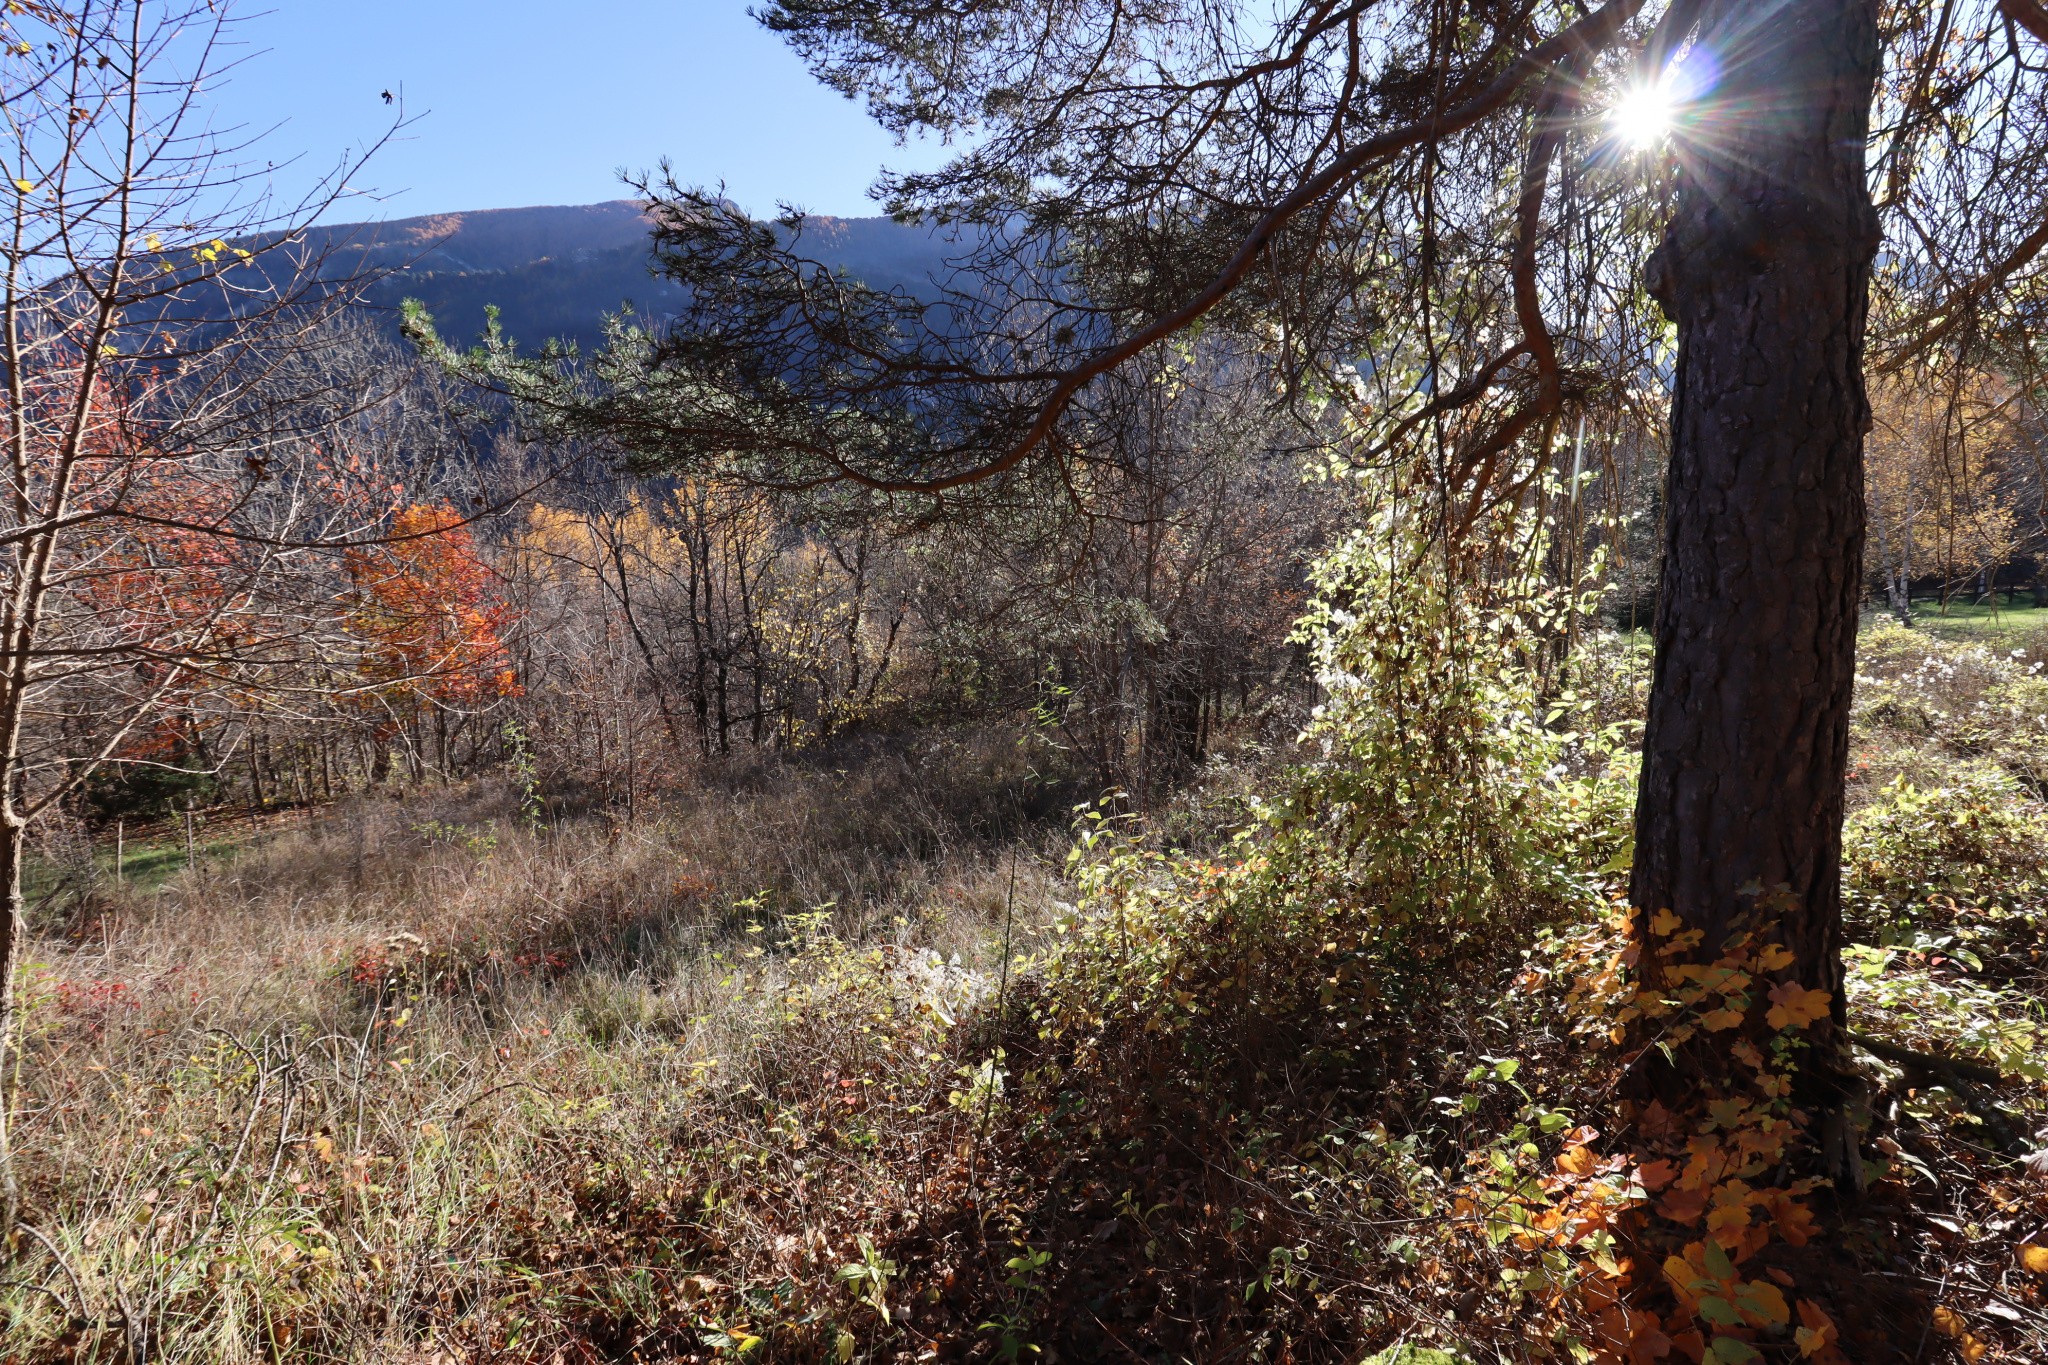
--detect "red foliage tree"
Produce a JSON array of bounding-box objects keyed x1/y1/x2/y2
[{"x1": 344, "y1": 504, "x2": 520, "y2": 776}]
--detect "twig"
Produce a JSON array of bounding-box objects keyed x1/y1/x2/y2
[
  {"x1": 15, "y1": 1216, "x2": 130, "y2": 1364},
  {"x1": 449, "y1": 1078, "x2": 558, "y2": 1121},
  {"x1": 0, "y1": 1277, "x2": 74, "y2": 1318},
  {"x1": 1853, "y1": 1032, "x2": 2027, "y2": 1153},
  {"x1": 1851, "y1": 1031, "x2": 2005, "y2": 1085},
  {"x1": 14, "y1": 1222, "x2": 90, "y2": 1323},
  {"x1": 969, "y1": 852, "x2": 1020, "y2": 1192}
]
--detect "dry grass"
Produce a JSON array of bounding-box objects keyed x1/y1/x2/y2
[
  {"x1": 9, "y1": 644, "x2": 2047, "y2": 1364},
  {"x1": 5, "y1": 736, "x2": 1070, "y2": 1363}
]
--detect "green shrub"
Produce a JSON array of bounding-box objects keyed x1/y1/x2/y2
[
  {"x1": 1362, "y1": 1347, "x2": 1473, "y2": 1365},
  {"x1": 80, "y1": 760, "x2": 215, "y2": 822},
  {"x1": 1842, "y1": 763, "x2": 2048, "y2": 984},
  {"x1": 1035, "y1": 483, "x2": 1633, "y2": 1089}
]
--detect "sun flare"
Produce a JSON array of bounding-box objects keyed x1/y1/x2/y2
[{"x1": 1609, "y1": 80, "x2": 1677, "y2": 150}]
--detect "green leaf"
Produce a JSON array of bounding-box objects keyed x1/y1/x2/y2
[
  {"x1": 1704, "y1": 1337, "x2": 1762, "y2": 1365},
  {"x1": 1360, "y1": 1348, "x2": 1471, "y2": 1365}
]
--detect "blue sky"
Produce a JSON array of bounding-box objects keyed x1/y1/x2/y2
[{"x1": 211, "y1": 1, "x2": 947, "y2": 224}]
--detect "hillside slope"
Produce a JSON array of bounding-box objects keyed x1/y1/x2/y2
[{"x1": 296, "y1": 200, "x2": 953, "y2": 350}]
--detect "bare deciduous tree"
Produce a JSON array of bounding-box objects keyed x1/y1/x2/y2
[{"x1": 0, "y1": 0, "x2": 402, "y2": 1229}]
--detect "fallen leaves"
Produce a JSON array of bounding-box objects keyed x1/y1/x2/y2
[
  {"x1": 1793, "y1": 1299, "x2": 1839, "y2": 1359},
  {"x1": 1931, "y1": 1305, "x2": 1991, "y2": 1362}
]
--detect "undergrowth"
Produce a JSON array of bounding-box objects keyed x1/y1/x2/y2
[{"x1": 4, "y1": 509, "x2": 2047, "y2": 1362}]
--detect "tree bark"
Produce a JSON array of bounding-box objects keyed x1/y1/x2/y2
[
  {"x1": 0, "y1": 817, "x2": 21, "y2": 1237},
  {"x1": 1631, "y1": 0, "x2": 1881, "y2": 1044}
]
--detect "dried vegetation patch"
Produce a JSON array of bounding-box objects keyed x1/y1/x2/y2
[{"x1": 5, "y1": 625, "x2": 2048, "y2": 1364}]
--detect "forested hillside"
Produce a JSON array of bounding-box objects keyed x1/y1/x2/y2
[
  {"x1": 4, "y1": 3, "x2": 2048, "y2": 1365},
  {"x1": 289, "y1": 201, "x2": 956, "y2": 349}
]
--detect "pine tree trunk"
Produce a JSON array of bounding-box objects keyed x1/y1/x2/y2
[{"x1": 1631, "y1": 0, "x2": 1881, "y2": 1117}]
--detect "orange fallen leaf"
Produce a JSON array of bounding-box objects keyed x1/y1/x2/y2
[
  {"x1": 1771, "y1": 1196, "x2": 1818, "y2": 1248},
  {"x1": 1795, "y1": 1300, "x2": 1839, "y2": 1358},
  {"x1": 1706, "y1": 1202, "x2": 1752, "y2": 1239},
  {"x1": 1558, "y1": 1144, "x2": 1599, "y2": 1177},
  {"x1": 1629, "y1": 1319, "x2": 1673, "y2": 1364},
  {"x1": 1659, "y1": 1187, "x2": 1710, "y2": 1225}
]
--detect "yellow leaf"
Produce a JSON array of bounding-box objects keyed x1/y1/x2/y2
[
  {"x1": 1735, "y1": 1278, "x2": 1790, "y2": 1328},
  {"x1": 1663, "y1": 1253, "x2": 1704, "y2": 1301},
  {"x1": 1795, "y1": 1300, "x2": 1837, "y2": 1356},
  {"x1": 1701, "y1": 1007, "x2": 1746, "y2": 1032},
  {"x1": 1650, "y1": 908, "x2": 1682, "y2": 937},
  {"x1": 2021, "y1": 1244, "x2": 2048, "y2": 1275},
  {"x1": 1931, "y1": 1305, "x2": 1967, "y2": 1339},
  {"x1": 1765, "y1": 983, "x2": 1830, "y2": 1030},
  {"x1": 1757, "y1": 944, "x2": 1795, "y2": 971},
  {"x1": 1706, "y1": 1202, "x2": 1751, "y2": 1238},
  {"x1": 11, "y1": 178, "x2": 34, "y2": 194}
]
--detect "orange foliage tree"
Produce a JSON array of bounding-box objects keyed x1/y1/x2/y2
[{"x1": 345, "y1": 503, "x2": 520, "y2": 779}]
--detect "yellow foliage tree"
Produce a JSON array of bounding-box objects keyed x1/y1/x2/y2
[{"x1": 1866, "y1": 372, "x2": 2022, "y2": 618}]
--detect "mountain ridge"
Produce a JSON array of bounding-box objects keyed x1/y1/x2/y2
[{"x1": 300, "y1": 199, "x2": 951, "y2": 350}]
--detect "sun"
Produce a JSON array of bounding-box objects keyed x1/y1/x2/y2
[{"x1": 1609, "y1": 79, "x2": 1677, "y2": 150}]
